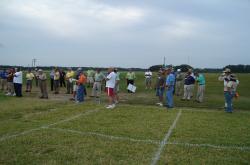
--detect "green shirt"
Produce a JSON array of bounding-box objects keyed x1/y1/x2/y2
[
  {"x1": 87, "y1": 70, "x2": 95, "y2": 77},
  {"x1": 116, "y1": 72, "x2": 120, "y2": 81},
  {"x1": 196, "y1": 74, "x2": 206, "y2": 85},
  {"x1": 126, "y1": 72, "x2": 136, "y2": 80},
  {"x1": 94, "y1": 72, "x2": 105, "y2": 82}
]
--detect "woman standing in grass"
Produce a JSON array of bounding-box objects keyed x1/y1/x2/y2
[{"x1": 25, "y1": 69, "x2": 35, "y2": 92}]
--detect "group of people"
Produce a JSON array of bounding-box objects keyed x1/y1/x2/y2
[{"x1": 0, "y1": 66, "x2": 239, "y2": 112}]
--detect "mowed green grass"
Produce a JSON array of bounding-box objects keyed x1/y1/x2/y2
[{"x1": 0, "y1": 72, "x2": 250, "y2": 164}]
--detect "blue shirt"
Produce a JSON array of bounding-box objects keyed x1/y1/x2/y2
[
  {"x1": 166, "y1": 73, "x2": 175, "y2": 87},
  {"x1": 184, "y1": 75, "x2": 195, "y2": 85},
  {"x1": 0, "y1": 71, "x2": 8, "y2": 79}
]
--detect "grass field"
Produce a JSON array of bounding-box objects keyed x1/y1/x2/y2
[{"x1": 0, "y1": 72, "x2": 250, "y2": 164}]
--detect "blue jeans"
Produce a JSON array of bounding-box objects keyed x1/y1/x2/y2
[
  {"x1": 224, "y1": 91, "x2": 233, "y2": 112},
  {"x1": 166, "y1": 87, "x2": 174, "y2": 108},
  {"x1": 77, "y1": 85, "x2": 85, "y2": 102}
]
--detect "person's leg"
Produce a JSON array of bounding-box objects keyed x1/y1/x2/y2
[
  {"x1": 199, "y1": 85, "x2": 205, "y2": 102},
  {"x1": 43, "y1": 82, "x2": 48, "y2": 98},
  {"x1": 39, "y1": 81, "x2": 43, "y2": 98},
  {"x1": 225, "y1": 92, "x2": 233, "y2": 112},
  {"x1": 166, "y1": 88, "x2": 174, "y2": 108},
  {"x1": 70, "y1": 82, "x2": 73, "y2": 94},
  {"x1": 187, "y1": 85, "x2": 192, "y2": 100},
  {"x1": 182, "y1": 85, "x2": 187, "y2": 100},
  {"x1": 91, "y1": 82, "x2": 97, "y2": 97},
  {"x1": 17, "y1": 83, "x2": 22, "y2": 97},
  {"x1": 50, "y1": 78, "x2": 54, "y2": 91}
]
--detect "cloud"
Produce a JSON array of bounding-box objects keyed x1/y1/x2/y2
[
  {"x1": 0, "y1": 43, "x2": 4, "y2": 48},
  {"x1": 4, "y1": 0, "x2": 146, "y2": 37}
]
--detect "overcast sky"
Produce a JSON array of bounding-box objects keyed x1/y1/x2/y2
[{"x1": 0, "y1": 0, "x2": 249, "y2": 68}]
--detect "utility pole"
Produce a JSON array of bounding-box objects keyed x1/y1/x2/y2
[
  {"x1": 32, "y1": 58, "x2": 37, "y2": 68},
  {"x1": 187, "y1": 56, "x2": 190, "y2": 65}
]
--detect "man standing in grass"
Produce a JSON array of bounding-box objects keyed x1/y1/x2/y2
[
  {"x1": 6, "y1": 68, "x2": 15, "y2": 96},
  {"x1": 66, "y1": 68, "x2": 75, "y2": 94},
  {"x1": 114, "y1": 68, "x2": 120, "y2": 104},
  {"x1": 195, "y1": 72, "x2": 206, "y2": 103},
  {"x1": 13, "y1": 68, "x2": 23, "y2": 97},
  {"x1": 38, "y1": 69, "x2": 48, "y2": 99},
  {"x1": 87, "y1": 69, "x2": 95, "y2": 88},
  {"x1": 91, "y1": 68, "x2": 105, "y2": 98},
  {"x1": 0, "y1": 69, "x2": 8, "y2": 92},
  {"x1": 145, "y1": 69, "x2": 153, "y2": 89},
  {"x1": 155, "y1": 70, "x2": 165, "y2": 107},
  {"x1": 54, "y1": 68, "x2": 60, "y2": 94},
  {"x1": 182, "y1": 70, "x2": 195, "y2": 101},
  {"x1": 218, "y1": 68, "x2": 238, "y2": 113},
  {"x1": 50, "y1": 69, "x2": 54, "y2": 91},
  {"x1": 126, "y1": 69, "x2": 136, "y2": 93},
  {"x1": 165, "y1": 67, "x2": 176, "y2": 108},
  {"x1": 175, "y1": 69, "x2": 184, "y2": 96},
  {"x1": 25, "y1": 69, "x2": 35, "y2": 92},
  {"x1": 105, "y1": 67, "x2": 117, "y2": 109}
]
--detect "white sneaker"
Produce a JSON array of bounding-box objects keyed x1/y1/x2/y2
[
  {"x1": 159, "y1": 103, "x2": 163, "y2": 107},
  {"x1": 106, "y1": 104, "x2": 115, "y2": 109},
  {"x1": 5, "y1": 93, "x2": 11, "y2": 96},
  {"x1": 12, "y1": 93, "x2": 16, "y2": 96},
  {"x1": 156, "y1": 102, "x2": 161, "y2": 105}
]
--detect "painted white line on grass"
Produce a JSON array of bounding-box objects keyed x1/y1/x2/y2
[
  {"x1": 151, "y1": 110, "x2": 182, "y2": 165},
  {"x1": 0, "y1": 109, "x2": 99, "y2": 142},
  {"x1": 43, "y1": 109, "x2": 99, "y2": 128},
  {"x1": 0, "y1": 128, "x2": 41, "y2": 142},
  {"x1": 168, "y1": 142, "x2": 250, "y2": 151},
  {"x1": 47, "y1": 127, "x2": 161, "y2": 145}
]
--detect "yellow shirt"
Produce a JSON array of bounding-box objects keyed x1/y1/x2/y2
[
  {"x1": 66, "y1": 71, "x2": 75, "y2": 79},
  {"x1": 26, "y1": 73, "x2": 35, "y2": 81}
]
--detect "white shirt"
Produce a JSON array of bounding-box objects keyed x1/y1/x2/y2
[
  {"x1": 13, "y1": 71, "x2": 23, "y2": 84},
  {"x1": 106, "y1": 72, "x2": 116, "y2": 88},
  {"x1": 145, "y1": 71, "x2": 152, "y2": 78}
]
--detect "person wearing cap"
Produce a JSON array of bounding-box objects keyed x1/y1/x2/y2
[
  {"x1": 218, "y1": 68, "x2": 238, "y2": 113},
  {"x1": 145, "y1": 69, "x2": 153, "y2": 90},
  {"x1": 195, "y1": 72, "x2": 206, "y2": 103},
  {"x1": 38, "y1": 69, "x2": 48, "y2": 99},
  {"x1": 13, "y1": 68, "x2": 23, "y2": 97},
  {"x1": 182, "y1": 69, "x2": 195, "y2": 101},
  {"x1": 126, "y1": 69, "x2": 136, "y2": 93},
  {"x1": 155, "y1": 70, "x2": 165, "y2": 107},
  {"x1": 54, "y1": 68, "x2": 60, "y2": 94},
  {"x1": 105, "y1": 67, "x2": 117, "y2": 109},
  {"x1": 91, "y1": 69, "x2": 105, "y2": 98},
  {"x1": 76, "y1": 69, "x2": 87, "y2": 103},
  {"x1": 175, "y1": 68, "x2": 185, "y2": 96},
  {"x1": 165, "y1": 67, "x2": 176, "y2": 108},
  {"x1": 25, "y1": 69, "x2": 35, "y2": 92},
  {"x1": 65, "y1": 68, "x2": 75, "y2": 94}
]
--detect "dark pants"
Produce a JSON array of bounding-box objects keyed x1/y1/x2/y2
[
  {"x1": 14, "y1": 83, "x2": 22, "y2": 97},
  {"x1": 127, "y1": 80, "x2": 134, "y2": 93},
  {"x1": 50, "y1": 78, "x2": 54, "y2": 91},
  {"x1": 60, "y1": 78, "x2": 66, "y2": 87},
  {"x1": 66, "y1": 80, "x2": 73, "y2": 94}
]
